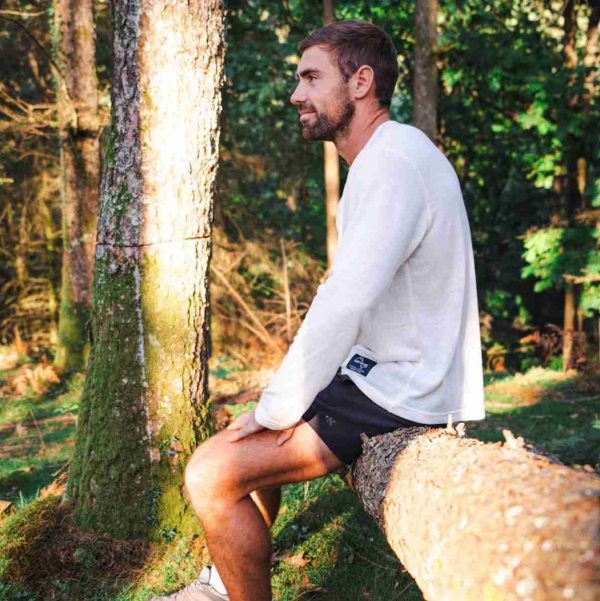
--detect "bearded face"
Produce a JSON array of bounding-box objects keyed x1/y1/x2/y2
[{"x1": 298, "y1": 82, "x2": 356, "y2": 142}]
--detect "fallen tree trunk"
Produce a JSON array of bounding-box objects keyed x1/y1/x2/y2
[{"x1": 352, "y1": 425, "x2": 600, "y2": 601}]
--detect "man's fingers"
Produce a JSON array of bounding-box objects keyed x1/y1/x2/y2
[
  {"x1": 226, "y1": 409, "x2": 265, "y2": 442},
  {"x1": 227, "y1": 428, "x2": 248, "y2": 442},
  {"x1": 277, "y1": 425, "x2": 296, "y2": 446},
  {"x1": 226, "y1": 410, "x2": 298, "y2": 444},
  {"x1": 226, "y1": 412, "x2": 250, "y2": 431},
  {"x1": 226, "y1": 421, "x2": 254, "y2": 442}
]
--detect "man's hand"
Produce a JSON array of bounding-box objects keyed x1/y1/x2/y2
[
  {"x1": 226, "y1": 408, "x2": 299, "y2": 445},
  {"x1": 275, "y1": 423, "x2": 298, "y2": 446},
  {"x1": 226, "y1": 409, "x2": 265, "y2": 442}
]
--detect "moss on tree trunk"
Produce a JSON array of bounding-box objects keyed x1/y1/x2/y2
[{"x1": 67, "y1": 0, "x2": 225, "y2": 539}]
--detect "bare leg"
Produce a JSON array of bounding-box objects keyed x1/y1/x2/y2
[
  {"x1": 198, "y1": 492, "x2": 273, "y2": 600},
  {"x1": 185, "y1": 421, "x2": 342, "y2": 601},
  {"x1": 205, "y1": 488, "x2": 280, "y2": 595},
  {"x1": 250, "y1": 487, "x2": 281, "y2": 529},
  {"x1": 207, "y1": 488, "x2": 280, "y2": 594}
]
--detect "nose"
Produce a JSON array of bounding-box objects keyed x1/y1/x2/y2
[{"x1": 290, "y1": 82, "x2": 304, "y2": 106}]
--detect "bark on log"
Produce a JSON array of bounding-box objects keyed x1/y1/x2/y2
[{"x1": 352, "y1": 426, "x2": 600, "y2": 601}]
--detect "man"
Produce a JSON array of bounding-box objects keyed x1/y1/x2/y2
[{"x1": 152, "y1": 19, "x2": 485, "y2": 601}]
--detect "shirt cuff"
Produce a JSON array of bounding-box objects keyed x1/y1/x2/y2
[{"x1": 255, "y1": 402, "x2": 290, "y2": 430}]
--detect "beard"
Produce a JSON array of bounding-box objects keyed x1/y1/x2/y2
[{"x1": 300, "y1": 87, "x2": 356, "y2": 142}]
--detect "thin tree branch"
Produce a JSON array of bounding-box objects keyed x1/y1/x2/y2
[
  {"x1": 0, "y1": 10, "x2": 45, "y2": 18},
  {"x1": 0, "y1": 16, "x2": 67, "y2": 89}
]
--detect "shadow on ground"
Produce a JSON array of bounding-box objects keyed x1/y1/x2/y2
[
  {"x1": 470, "y1": 370, "x2": 600, "y2": 467},
  {"x1": 271, "y1": 478, "x2": 423, "y2": 601}
]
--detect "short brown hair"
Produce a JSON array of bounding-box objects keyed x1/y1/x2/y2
[{"x1": 299, "y1": 20, "x2": 399, "y2": 108}]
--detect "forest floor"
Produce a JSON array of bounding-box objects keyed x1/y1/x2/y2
[{"x1": 0, "y1": 352, "x2": 599, "y2": 601}]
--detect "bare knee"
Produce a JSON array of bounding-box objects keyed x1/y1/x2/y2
[
  {"x1": 185, "y1": 440, "x2": 219, "y2": 501},
  {"x1": 184, "y1": 436, "x2": 241, "y2": 514}
]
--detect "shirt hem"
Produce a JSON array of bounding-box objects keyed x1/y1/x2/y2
[{"x1": 347, "y1": 371, "x2": 485, "y2": 425}]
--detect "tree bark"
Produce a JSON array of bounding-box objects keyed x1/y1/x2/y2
[
  {"x1": 563, "y1": 283, "x2": 576, "y2": 370},
  {"x1": 323, "y1": 0, "x2": 339, "y2": 268},
  {"x1": 557, "y1": 1, "x2": 588, "y2": 368},
  {"x1": 413, "y1": 0, "x2": 438, "y2": 142},
  {"x1": 583, "y1": 3, "x2": 599, "y2": 106},
  {"x1": 559, "y1": 0, "x2": 583, "y2": 218},
  {"x1": 579, "y1": 1, "x2": 600, "y2": 212},
  {"x1": 53, "y1": 0, "x2": 101, "y2": 371},
  {"x1": 66, "y1": 0, "x2": 226, "y2": 539},
  {"x1": 353, "y1": 427, "x2": 600, "y2": 601}
]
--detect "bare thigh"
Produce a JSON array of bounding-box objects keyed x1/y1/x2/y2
[{"x1": 185, "y1": 419, "x2": 344, "y2": 503}]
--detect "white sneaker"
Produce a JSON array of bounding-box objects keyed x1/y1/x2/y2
[{"x1": 149, "y1": 566, "x2": 229, "y2": 601}]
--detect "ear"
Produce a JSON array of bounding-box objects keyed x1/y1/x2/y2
[{"x1": 350, "y1": 65, "x2": 375, "y2": 101}]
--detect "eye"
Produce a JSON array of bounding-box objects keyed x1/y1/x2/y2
[{"x1": 307, "y1": 74, "x2": 317, "y2": 82}]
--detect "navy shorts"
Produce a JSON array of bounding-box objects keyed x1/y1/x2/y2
[{"x1": 301, "y1": 372, "x2": 445, "y2": 466}]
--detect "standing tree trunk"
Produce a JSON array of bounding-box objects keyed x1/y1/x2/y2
[
  {"x1": 353, "y1": 427, "x2": 600, "y2": 600},
  {"x1": 413, "y1": 0, "x2": 438, "y2": 141},
  {"x1": 583, "y1": 2, "x2": 599, "y2": 107},
  {"x1": 67, "y1": 0, "x2": 226, "y2": 538},
  {"x1": 323, "y1": 0, "x2": 340, "y2": 268},
  {"x1": 563, "y1": 283, "x2": 576, "y2": 370},
  {"x1": 53, "y1": 0, "x2": 101, "y2": 371},
  {"x1": 558, "y1": 0, "x2": 592, "y2": 371},
  {"x1": 573, "y1": 3, "x2": 600, "y2": 365}
]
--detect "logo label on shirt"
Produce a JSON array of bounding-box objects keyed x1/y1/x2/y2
[{"x1": 347, "y1": 354, "x2": 376, "y2": 376}]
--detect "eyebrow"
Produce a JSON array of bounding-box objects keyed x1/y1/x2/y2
[{"x1": 295, "y1": 68, "x2": 322, "y2": 80}]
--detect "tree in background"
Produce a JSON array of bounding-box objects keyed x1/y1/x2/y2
[
  {"x1": 556, "y1": 0, "x2": 598, "y2": 370},
  {"x1": 52, "y1": 0, "x2": 101, "y2": 372},
  {"x1": 1, "y1": 1, "x2": 598, "y2": 372},
  {"x1": 323, "y1": 0, "x2": 340, "y2": 267},
  {"x1": 0, "y1": 5, "x2": 61, "y2": 346},
  {"x1": 521, "y1": 0, "x2": 599, "y2": 370},
  {"x1": 439, "y1": 0, "x2": 599, "y2": 369},
  {"x1": 67, "y1": 0, "x2": 226, "y2": 537},
  {"x1": 413, "y1": 0, "x2": 438, "y2": 141}
]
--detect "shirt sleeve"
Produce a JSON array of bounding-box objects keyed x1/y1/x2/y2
[{"x1": 255, "y1": 152, "x2": 431, "y2": 429}]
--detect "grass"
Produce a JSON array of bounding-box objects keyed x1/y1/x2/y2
[
  {"x1": 471, "y1": 367, "x2": 600, "y2": 467},
  {"x1": 0, "y1": 357, "x2": 598, "y2": 600},
  {"x1": 0, "y1": 369, "x2": 82, "y2": 507},
  {"x1": 269, "y1": 476, "x2": 423, "y2": 601}
]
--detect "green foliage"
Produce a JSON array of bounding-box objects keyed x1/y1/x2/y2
[
  {"x1": 580, "y1": 241, "x2": 600, "y2": 315},
  {"x1": 270, "y1": 476, "x2": 423, "y2": 601},
  {"x1": 439, "y1": 0, "x2": 599, "y2": 354},
  {"x1": 2, "y1": 0, "x2": 598, "y2": 364},
  {"x1": 522, "y1": 226, "x2": 597, "y2": 291},
  {"x1": 521, "y1": 225, "x2": 599, "y2": 316},
  {"x1": 0, "y1": 582, "x2": 39, "y2": 600},
  {"x1": 219, "y1": 0, "x2": 414, "y2": 257}
]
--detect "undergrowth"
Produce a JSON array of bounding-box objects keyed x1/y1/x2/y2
[{"x1": 0, "y1": 362, "x2": 598, "y2": 600}]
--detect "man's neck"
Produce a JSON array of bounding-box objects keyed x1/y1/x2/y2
[{"x1": 335, "y1": 109, "x2": 391, "y2": 166}]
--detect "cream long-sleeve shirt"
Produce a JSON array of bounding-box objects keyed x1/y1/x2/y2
[{"x1": 255, "y1": 121, "x2": 485, "y2": 429}]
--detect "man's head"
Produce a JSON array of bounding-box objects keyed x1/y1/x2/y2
[{"x1": 291, "y1": 20, "x2": 399, "y2": 142}]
